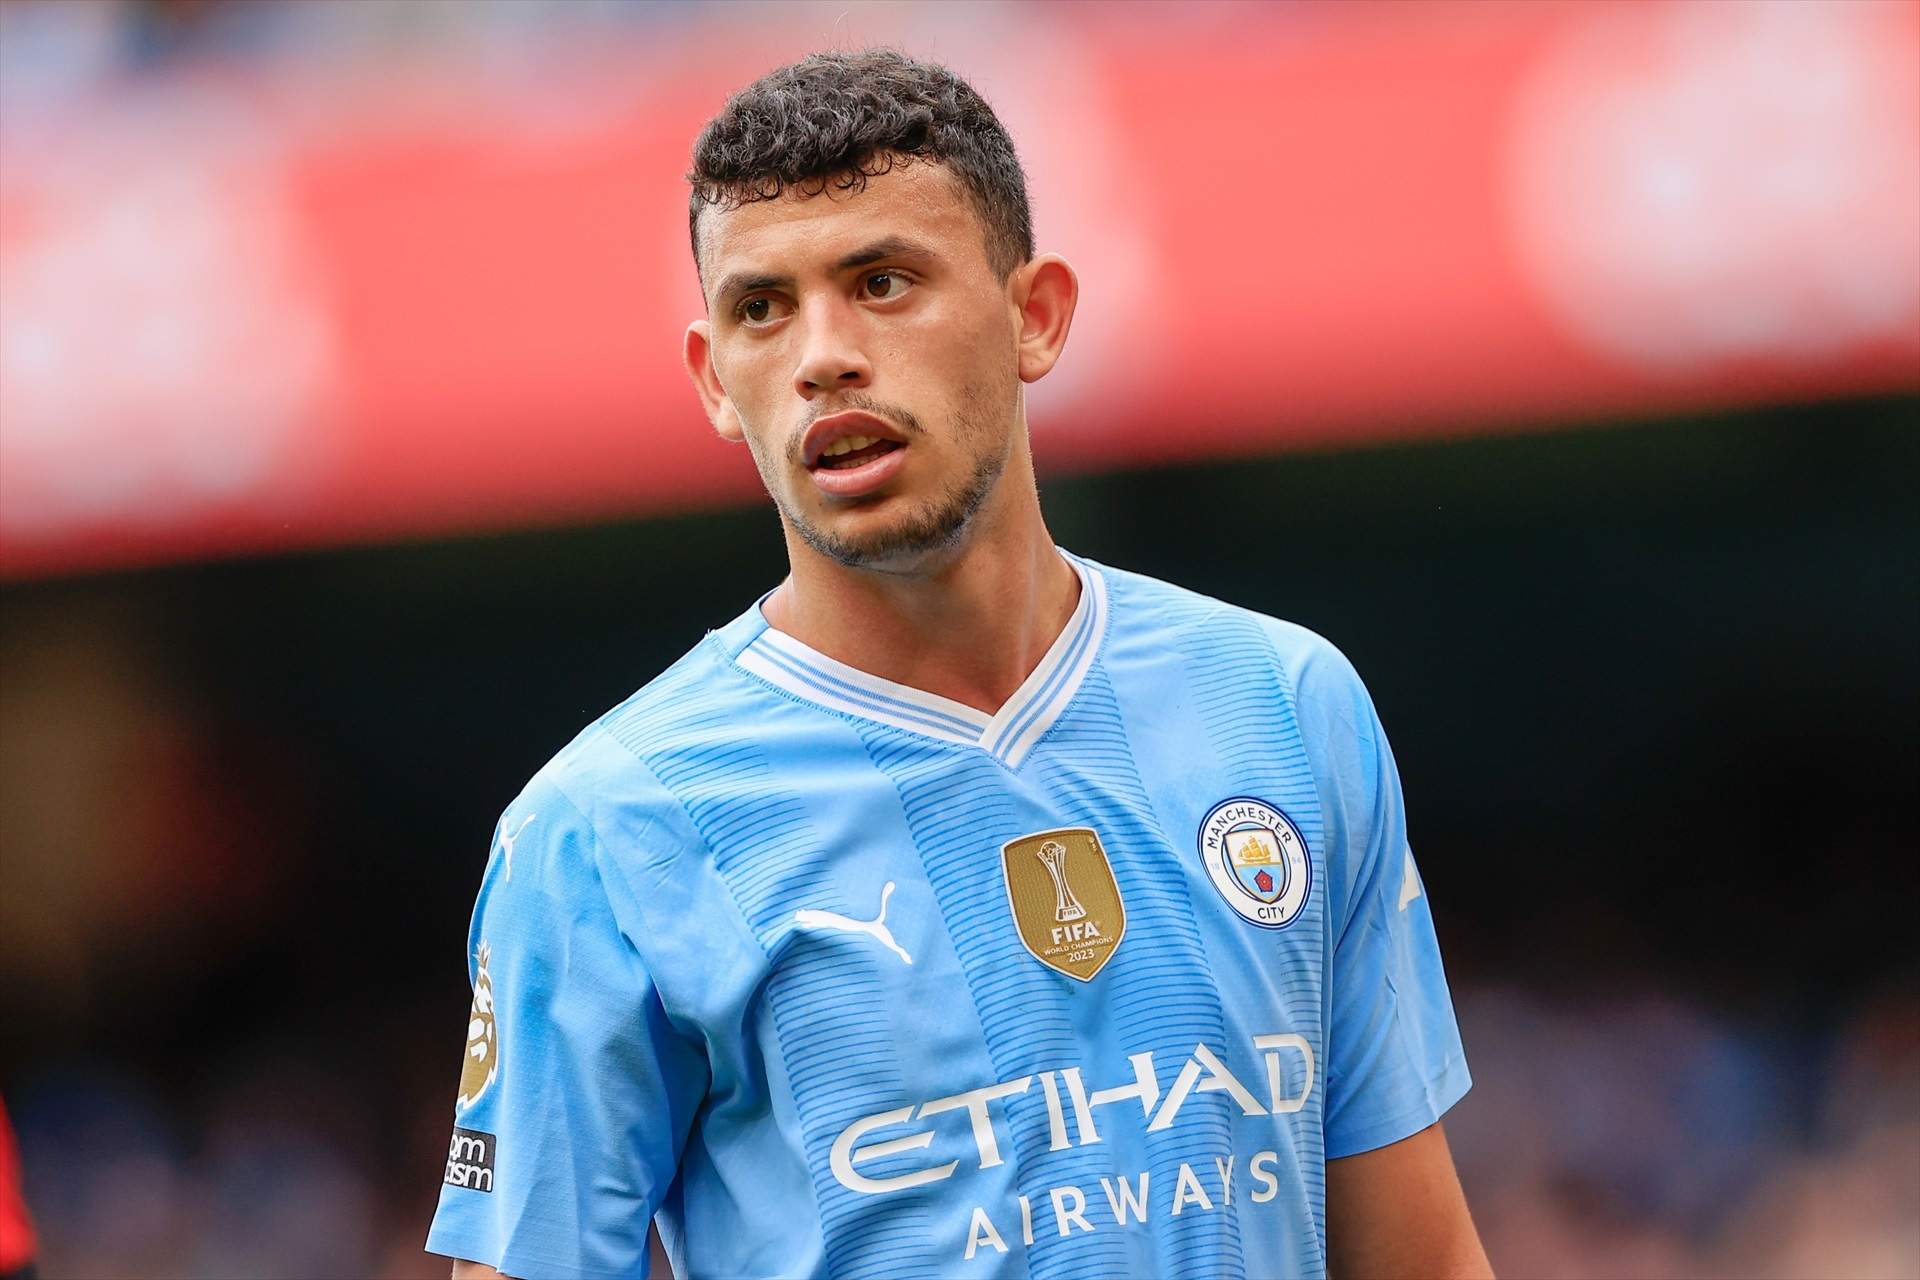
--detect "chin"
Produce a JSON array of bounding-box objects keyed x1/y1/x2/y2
[
  {"x1": 792, "y1": 500, "x2": 977, "y2": 572},
  {"x1": 784, "y1": 447, "x2": 1004, "y2": 572}
]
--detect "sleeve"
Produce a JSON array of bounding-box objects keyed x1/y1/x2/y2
[
  {"x1": 1298, "y1": 639, "x2": 1472, "y2": 1160},
  {"x1": 425, "y1": 774, "x2": 708, "y2": 1280}
]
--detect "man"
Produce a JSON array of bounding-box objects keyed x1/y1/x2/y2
[{"x1": 429, "y1": 49, "x2": 1490, "y2": 1280}]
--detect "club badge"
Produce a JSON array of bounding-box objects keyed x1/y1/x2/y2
[{"x1": 1198, "y1": 798, "x2": 1312, "y2": 929}]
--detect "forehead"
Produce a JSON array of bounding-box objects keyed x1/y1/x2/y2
[{"x1": 698, "y1": 161, "x2": 985, "y2": 284}]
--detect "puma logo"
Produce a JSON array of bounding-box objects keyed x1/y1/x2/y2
[
  {"x1": 499, "y1": 813, "x2": 535, "y2": 882},
  {"x1": 1397, "y1": 848, "x2": 1422, "y2": 912},
  {"x1": 793, "y1": 881, "x2": 914, "y2": 966}
]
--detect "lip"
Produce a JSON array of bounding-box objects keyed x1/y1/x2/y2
[
  {"x1": 809, "y1": 439, "x2": 909, "y2": 498},
  {"x1": 802, "y1": 410, "x2": 907, "y2": 469}
]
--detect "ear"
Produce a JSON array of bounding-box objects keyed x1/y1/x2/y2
[
  {"x1": 684, "y1": 319, "x2": 745, "y2": 443},
  {"x1": 1009, "y1": 254, "x2": 1079, "y2": 384}
]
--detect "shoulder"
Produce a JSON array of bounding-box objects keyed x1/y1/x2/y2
[
  {"x1": 502, "y1": 623, "x2": 785, "y2": 879},
  {"x1": 1085, "y1": 555, "x2": 1391, "y2": 833},
  {"x1": 1088, "y1": 555, "x2": 1377, "y2": 738},
  {"x1": 1090, "y1": 558, "x2": 1407, "y2": 931},
  {"x1": 467, "y1": 629, "x2": 787, "y2": 1024}
]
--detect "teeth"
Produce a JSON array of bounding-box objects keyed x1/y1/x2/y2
[
  {"x1": 821, "y1": 434, "x2": 879, "y2": 458},
  {"x1": 825, "y1": 433, "x2": 883, "y2": 458}
]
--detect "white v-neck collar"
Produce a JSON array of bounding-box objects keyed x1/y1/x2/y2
[{"x1": 734, "y1": 552, "x2": 1108, "y2": 769}]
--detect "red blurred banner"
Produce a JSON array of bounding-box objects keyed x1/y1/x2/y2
[{"x1": 3, "y1": 2, "x2": 1915, "y2": 577}]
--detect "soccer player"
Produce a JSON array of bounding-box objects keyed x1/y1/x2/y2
[{"x1": 429, "y1": 49, "x2": 1490, "y2": 1280}]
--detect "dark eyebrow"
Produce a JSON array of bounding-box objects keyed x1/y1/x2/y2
[
  {"x1": 712, "y1": 271, "x2": 792, "y2": 312},
  {"x1": 711, "y1": 238, "x2": 938, "y2": 313},
  {"x1": 834, "y1": 236, "x2": 937, "y2": 271}
]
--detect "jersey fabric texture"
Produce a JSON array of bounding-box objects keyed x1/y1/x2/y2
[{"x1": 426, "y1": 552, "x2": 1470, "y2": 1280}]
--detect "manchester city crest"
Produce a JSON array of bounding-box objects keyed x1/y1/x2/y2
[{"x1": 1198, "y1": 798, "x2": 1312, "y2": 928}]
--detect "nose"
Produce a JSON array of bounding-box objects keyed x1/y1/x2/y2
[{"x1": 791, "y1": 299, "x2": 872, "y2": 400}]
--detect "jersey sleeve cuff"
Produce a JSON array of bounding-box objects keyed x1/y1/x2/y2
[
  {"x1": 425, "y1": 1225, "x2": 639, "y2": 1280},
  {"x1": 1322, "y1": 1055, "x2": 1472, "y2": 1161}
]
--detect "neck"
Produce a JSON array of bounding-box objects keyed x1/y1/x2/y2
[{"x1": 763, "y1": 459, "x2": 1080, "y2": 716}]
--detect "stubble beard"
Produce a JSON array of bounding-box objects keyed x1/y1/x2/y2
[{"x1": 772, "y1": 376, "x2": 1018, "y2": 572}]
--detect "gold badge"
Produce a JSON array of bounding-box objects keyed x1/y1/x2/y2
[
  {"x1": 1002, "y1": 827, "x2": 1126, "y2": 981},
  {"x1": 457, "y1": 940, "x2": 498, "y2": 1109}
]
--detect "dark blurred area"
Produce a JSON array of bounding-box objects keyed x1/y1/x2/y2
[
  {"x1": 2, "y1": 0, "x2": 1918, "y2": 1276},
  {"x1": 5, "y1": 401, "x2": 1916, "y2": 1276}
]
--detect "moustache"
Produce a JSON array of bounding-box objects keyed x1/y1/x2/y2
[{"x1": 787, "y1": 394, "x2": 924, "y2": 466}]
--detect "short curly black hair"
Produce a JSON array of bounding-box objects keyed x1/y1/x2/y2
[{"x1": 687, "y1": 49, "x2": 1034, "y2": 281}]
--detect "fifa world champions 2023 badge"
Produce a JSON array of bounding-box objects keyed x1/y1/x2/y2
[
  {"x1": 1002, "y1": 827, "x2": 1126, "y2": 980},
  {"x1": 1198, "y1": 798, "x2": 1312, "y2": 928}
]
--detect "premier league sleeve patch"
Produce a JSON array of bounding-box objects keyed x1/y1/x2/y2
[
  {"x1": 456, "y1": 940, "x2": 498, "y2": 1110},
  {"x1": 1198, "y1": 798, "x2": 1312, "y2": 929}
]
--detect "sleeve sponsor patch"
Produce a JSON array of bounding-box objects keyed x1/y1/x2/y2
[{"x1": 444, "y1": 1125, "x2": 496, "y2": 1192}]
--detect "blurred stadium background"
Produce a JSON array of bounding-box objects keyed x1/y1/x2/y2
[{"x1": 1, "y1": 1, "x2": 1916, "y2": 1276}]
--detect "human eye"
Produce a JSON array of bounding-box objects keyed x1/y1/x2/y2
[
  {"x1": 859, "y1": 270, "x2": 914, "y2": 301},
  {"x1": 736, "y1": 295, "x2": 791, "y2": 327}
]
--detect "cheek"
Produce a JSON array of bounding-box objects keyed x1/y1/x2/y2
[
  {"x1": 897, "y1": 303, "x2": 1009, "y2": 394},
  {"x1": 939, "y1": 311, "x2": 1019, "y2": 401},
  {"x1": 925, "y1": 294, "x2": 1005, "y2": 350},
  {"x1": 720, "y1": 339, "x2": 785, "y2": 415},
  {"x1": 719, "y1": 344, "x2": 801, "y2": 462}
]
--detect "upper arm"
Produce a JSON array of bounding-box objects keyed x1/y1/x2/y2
[
  {"x1": 1284, "y1": 630, "x2": 1471, "y2": 1157},
  {"x1": 424, "y1": 777, "x2": 707, "y2": 1279},
  {"x1": 451, "y1": 1262, "x2": 507, "y2": 1280},
  {"x1": 1326, "y1": 1121, "x2": 1491, "y2": 1280},
  {"x1": 1284, "y1": 633, "x2": 1485, "y2": 1275}
]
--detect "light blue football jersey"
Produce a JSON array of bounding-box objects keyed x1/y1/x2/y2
[{"x1": 426, "y1": 552, "x2": 1469, "y2": 1280}]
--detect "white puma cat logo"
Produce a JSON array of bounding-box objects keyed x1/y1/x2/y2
[
  {"x1": 1397, "y1": 848, "x2": 1422, "y2": 912},
  {"x1": 793, "y1": 881, "x2": 914, "y2": 966},
  {"x1": 499, "y1": 813, "x2": 536, "y2": 882}
]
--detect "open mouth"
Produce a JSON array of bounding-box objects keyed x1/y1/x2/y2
[
  {"x1": 812, "y1": 435, "x2": 905, "y2": 471},
  {"x1": 802, "y1": 411, "x2": 911, "y2": 497}
]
